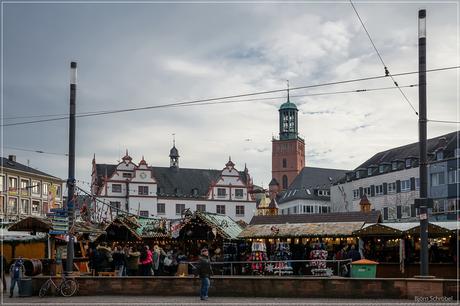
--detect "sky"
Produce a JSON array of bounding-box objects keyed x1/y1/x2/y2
[{"x1": 2, "y1": 1, "x2": 459, "y2": 191}]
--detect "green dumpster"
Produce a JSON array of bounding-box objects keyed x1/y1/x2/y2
[{"x1": 351, "y1": 259, "x2": 378, "y2": 278}]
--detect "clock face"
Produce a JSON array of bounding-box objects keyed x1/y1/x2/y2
[{"x1": 140, "y1": 172, "x2": 147, "y2": 179}]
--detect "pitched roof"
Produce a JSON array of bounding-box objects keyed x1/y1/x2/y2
[
  {"x1": 355, "y1": 130, "x2": 458, "y2": 170},
  {"x1": 249, "y1": 211, "x2": 381, "y2": 225},
  {"x1": 1, "y1": 157, "x2": 62, "y2": 181},
  {"x1": 277, "y1": 166, "x2": 348, "y2": 203},
  {"x1": 94, "y1": 163, "x2": 249, "y2": 198}
]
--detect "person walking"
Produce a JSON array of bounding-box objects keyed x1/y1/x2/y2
[
  {"x1": 194, "y1": 248, "x2": 213, "y2": 301},
  {"x1": 9, "y1": 257, "x2": 25, "y2": 298}
]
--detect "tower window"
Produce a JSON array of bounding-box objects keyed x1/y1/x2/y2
[
  {"x1": 282, "y1": 159, "x2": 287, "y2": 168},
  {"x1": 282, "y1": 175, "x2": 288, "y2": 189}
]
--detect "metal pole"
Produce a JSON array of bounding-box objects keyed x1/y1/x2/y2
[
  {"x1": 418, "y1": 9, "x2": 429, "y2": 277},
  {"x1": 66, "y1": 61, "x2": 77, "y2": 274}
]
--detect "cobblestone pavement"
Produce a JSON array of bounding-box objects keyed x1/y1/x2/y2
[{"x1": 0, "y1": 295, "x2": 457, "y2": 306}]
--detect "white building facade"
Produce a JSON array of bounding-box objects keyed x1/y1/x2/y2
[{"x1": 91, "y1": 148, "x2": 256, "y2": 223}]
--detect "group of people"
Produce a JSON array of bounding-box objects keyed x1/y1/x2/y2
[{"x1": 88, "y1": 242, "x2": 186, "y2": 276}]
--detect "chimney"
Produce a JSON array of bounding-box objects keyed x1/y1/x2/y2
[{"x1": 8, "y1": 155, "x2": 16, "y2": 162}]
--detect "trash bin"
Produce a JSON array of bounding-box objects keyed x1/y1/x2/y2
[
  {"x1": 19, "y1": 278, "x2": 33, "y2": 297},
  {"x1": 351, "y1": 259, "x2": 378, "y2": 278}
]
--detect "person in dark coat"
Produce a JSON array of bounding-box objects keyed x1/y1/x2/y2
[
  {"x1": 194, "y1": 248, "x2": 213, "y2": 301},
  {"x1": 9, "y1": 257, "x2": 25, "y2": 298},
  {"x1": 347, "y1": 245, "x2": 362, "y2": 262},
  {"x1": 112, "y1": 245, "x2": 127, "y2": 276}
]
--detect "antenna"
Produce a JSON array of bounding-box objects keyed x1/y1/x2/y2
[
  {"x1": 286, "y1": 79, "x2": 290, "y2": 101},
  {"x1": 172, "y1": 133, "x2": 176, "y2": 147}
]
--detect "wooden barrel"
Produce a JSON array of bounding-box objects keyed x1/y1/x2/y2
[{"x1": 23, "y1": 259, "x2": 43, "y2": 276}]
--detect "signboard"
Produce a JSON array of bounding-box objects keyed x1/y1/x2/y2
[
  {"x1": 414, "y1": 198, "x2": 434, "y2": 209},
  {"x1": 419, "y1": 213, "x2": 428, "y2": 220},
  {"x1": 48, "y1": 208, "x2": 69, "y2": 235}
]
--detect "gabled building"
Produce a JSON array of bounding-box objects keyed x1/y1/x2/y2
[
  {"x1": 330, "y1": 131, "x2": 459, "y2": 222},
  {"x1": 0, "y1": 155, "x2": 63, "y2": 222},
  {"x1": 91, "y1": 147, "x2": 256, "y2": 222}
]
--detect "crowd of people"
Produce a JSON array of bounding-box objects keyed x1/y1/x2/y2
[{"x1": 88, "y1": 242, "x2": 190, "y2": 276}]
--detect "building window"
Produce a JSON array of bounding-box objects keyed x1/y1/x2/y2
[
  {"x1": 401, "y1": 179, "x2": 411, "y2": 191},
  {"x1": 447, "y1": 199, "x2": 457, "y2": 212},
  {"x1": 415, "y1": 178, "x2": 420, "y2": 190},
  {"x1": 378, "y1": 165, "x2": 384, "y2": 173},
  {"x1": 235, "y1": 189, "x2": 244, "y2": 198},
  {"x1": 388, "y1": 207, "x2": 396, "y2": 220},
  {"x1": 448, "y1": 169, "x2": 459, "y2": 184},
  {"x1": 282, "y1": 175, "x2": 288, "y2": 189},
  {"x1": 8, "y1": 177, "x2": 18, "y2": 194},
  {"x1": 112, "y1": 184, "x2": 122, "y2": 193},
  {"x1": 236, "y1": 205, "x2": 245, "y2": 216},
  {"x1": 217, "y1": 188, "x2": 226, "y2": 198},
  {"x1": 321, "y1": 206, "x2": 328, "y2": 213},
  {"x1": 433, "y1": 200, "x2": 446, "y2": 213},
  {"x1": 282, "y1": 159, "x2": 287, "y2": 168},
  {"x1": 367, "y1": 168, "x2": 373, "y2": 176},
  {"x1": 365, "y1": 187, "x2": 371, "y2": 195},
  {"x1": 56, "y1": 185, "x2": 61, "y2": 197},
  {"x1": 355, "y1": 171, "x2": 360, "y2": 179},
  {"x1": 216, "y1": 205, "x2": 226, "y2": 215},
  {"x1": 375, "y1": 185, "x2": 383, "y2": 195},
  {"x1": 32, "y1": 200, "x2": 40, "y2": 214},
  {"x1": 138, "y1": 186, "x2": 149, "y2": 195},
  {"x1": 157, "y1": 203, "x2": 165, "y2": 215},
  {"x1": 388, "y1": 182, "x2": 396, "y2": 193},
  {"x1": 176, "y1": 204, "x2": 186, "y2": 215},
  {"x1": 32, "y1": 180, "x2": 40, "y2": 195},
  {"x1": 20, "y1": 179, "x2": 30, "y2": 196},
  {"x1": 402, "y1": 205, "x2": 410, "y2": 218},
  {"x1": 436, "y1": 150, "x2": 444, "y2": 161},
  {"x1": 391, "y1": 162, "x2": 397, "y2": 171},
  {"x1": 196, "y1": 204, "x2": 206, "y2": 212},
  {"x1": 20, "y1": 199, "x2": 29, "y2": 214},
  {"x1": 405, "y1": 159, "x2": 412, "y2": 168},
  {"x1": 353, "y1": 189, "x2": 360, "y2": 199},
  {"x1": 42, "y1": 183, "x2": 49, "y2": 196},
  {"x1": 122, "y1": 173, "x2": 132, "y2": 178},
  {"x1": 0, "y1": 175, "x2": 4, "y2": 192},
  {"x1": 8, "y1": 198, "x2": 18, "y2": 214},
  {"x1": 430, "y1": 173, "x2": 445, "y2": 187},
  {"x1": 192, "y1": 188, "x2": 199, "y2": 196},
  {"x1": 139, "y1": 210, "x2": 149, "y2": 217}
]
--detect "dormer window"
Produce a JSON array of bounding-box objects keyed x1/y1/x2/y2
[
  {"x1": 379, "y1": 165, "x2": 385, "y2": 173},
  {"x1": 356, "y1": 171, "x2": 360, "y2": 179},
  {"x1": 392, "y1": 162, "x2": 398, "y2": 171},
  {"x1": 405, "y1": 158, "x2": 412, "y2": 168},
  {"x1": 367, "y1": 168, "x2": 373, "y2": 176},
  {"x1": 191, "y1": 188, "x2": 199, "y2": 196},
  {"x1": 436, "y1": 150, "x2": 444, "y2": 161}
]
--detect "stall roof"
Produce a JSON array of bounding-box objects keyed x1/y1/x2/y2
[
  {"x1": 353, "y1": 221, "x2": 456, "y2": 236},
  {"x1": 238, "y1": 222, "x2": 365, "y2": 238},
  {"x1": 1, "y1": 231, "x2": 47, "y2": 242},
  {"x1": 8, "y1": 216, "x2": 51, "y2": 232},
  {"x1": 431, "y1": 221, "x2": 459, "y2": 232},
  {"x1": 195, "y1": 212, "x2": 243, "y2": 240},
  {"x1": 249, "y1": 211, "x2": 381, "y2": 225}
]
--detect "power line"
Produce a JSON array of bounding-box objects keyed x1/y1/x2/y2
[
  {"x1": 4, "y1": 146, "x2": 68, "y2": 156},
  {"x1": 3, "y1": 84, "x2": 417, "y2": 121},
  {"x1": 2, "y1": 65, "x2": 459, "y2": 128},
  {"x1": 349, "y1": 0, "x2": 419, "y2": 116},
  {"x1": 428, "y1": 119, "x2": 460, "y2": 124}
]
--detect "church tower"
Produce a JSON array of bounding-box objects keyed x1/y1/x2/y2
[
  {"x1": 169, "y1": 135, "x2": 179, "y2": 169},
  {"x1": 271, "y1": 86, "x2": 305, "y2": 190}
]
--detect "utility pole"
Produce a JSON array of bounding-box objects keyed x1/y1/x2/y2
[
  {"x1": 417, "y1": 9, "x2": 429, "y2": 277},
  {"x1": 66, "y1": 61, "x2": 77, "y2": 274}
]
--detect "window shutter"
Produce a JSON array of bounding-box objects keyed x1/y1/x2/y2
[
  {"x1": 383, "y1": 207, "x2": 388, "y2": 220},
  {"x1": 410, "y1": 177, "x2": 416, "y2": 191},
  {"x1": 370, "y1": 185, "x2": 375, "y2": 197},
  {"x1": 396, "y1": 205, "x2": 402, "y2": 219},
  {"x1": 359, "y1": 187, "x2": 364, "y2": 197},
  {"x1": 383, "y1": 183, "x2": 388, "y2": 195},
  {"x1": 411, "y1": 204, "x2": 416, "y2": 217},
  {"x1": 396, "y1": 180, "x2": 401, "y2": 193}
]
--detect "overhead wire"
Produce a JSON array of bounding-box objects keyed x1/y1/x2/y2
[
  {"x1": 4, "y1": 146, "x2": 68, "y2": 156},
  {"x1": 3, "y1": 65, "x2": 459, "y2": 128},
  {"x1": 349, "y1": 0, "x2": 419, "y2": 115}
]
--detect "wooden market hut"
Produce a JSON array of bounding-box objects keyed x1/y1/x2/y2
[
  {"x1": 94, "y1": 215, "x2": 143, "y2": 243},
  {"x1": 352, "y1": 220, "x2": 458, "y2": 278}
]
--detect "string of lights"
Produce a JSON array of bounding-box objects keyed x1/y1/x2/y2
[
  {"x1": 3, "y1": 65, "x2": 459, "y2": 128},
  {"x1": 349, "y1": 0, "x2": 418, "y2": 115}
]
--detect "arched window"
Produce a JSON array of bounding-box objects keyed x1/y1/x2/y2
[
  {"x1": 282, "y1": 158, "x2": 287, "y2": 168},
  {"x1": 282, "y1": 175, "x2": 288, "y2": 189}
]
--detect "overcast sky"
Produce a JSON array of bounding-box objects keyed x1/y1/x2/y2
[{"x1": 2, "y1": 1, "x2": 458, "y2": 191}]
